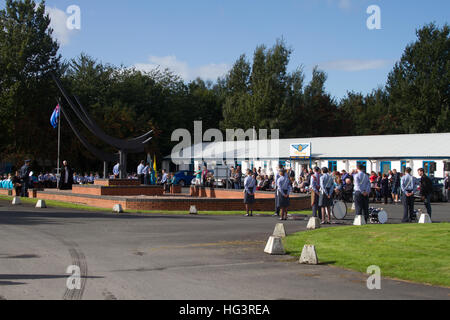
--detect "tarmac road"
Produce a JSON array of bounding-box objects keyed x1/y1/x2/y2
[{"x1": 0, "y1": 199, "x2": 448, "y2": 300}]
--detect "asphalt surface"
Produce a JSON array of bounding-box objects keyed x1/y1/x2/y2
[{"x1": 0, "y1": 199, "x2": 449, "y2": 300}]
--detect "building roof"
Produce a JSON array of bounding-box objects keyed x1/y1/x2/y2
[{"x1": 167, "y1": 133, "x2": 450, "y2": 161}]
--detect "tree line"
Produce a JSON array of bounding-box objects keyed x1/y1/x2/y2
[{"x1": 0, "y1": 0, "x2": 448, "y2": 173}]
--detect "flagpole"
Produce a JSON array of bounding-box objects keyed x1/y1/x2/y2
[{"x1": 56, "y1": 98, "x2": 62, "y2": 189}]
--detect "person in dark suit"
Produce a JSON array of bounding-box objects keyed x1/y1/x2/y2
[
  {"x1": 59, "y1": 160, "x2": 74, "y2": 190},
  {"x1": 12, "y1": 171, "x2": 22, "y2": 197},
  {"x1": 418, "y1": 168, "x2": 433, "y2": 217},
  {"x1": 20, "y1": 160, "x2": 32, "y2": 197}
]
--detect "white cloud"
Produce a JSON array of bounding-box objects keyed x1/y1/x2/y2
[
  {"x1": 319, "y1": 59, "x2": 392, "y2": 72},
  {"x1": 135, "y1": 55, "x2": 230, "y2": 81},
  {"x1": 45, "y1": 6, "x2": 76, "y2": 46}
]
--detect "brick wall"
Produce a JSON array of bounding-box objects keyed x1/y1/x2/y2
[
  {"x1": 72, "y1": 185, "x2": 164, "y2": 196},
  {"x1": 94, "y1": 179, "x2": 141, "y2": 187},
  {"x1": 34, "y1": 190, "x2": 311, "y2": 212}
]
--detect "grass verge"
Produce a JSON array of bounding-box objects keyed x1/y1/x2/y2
[
  {"x1": 0, "y1": 195, "x2": 311, "y2": 216},
  {"x1": 284, "y1": 223, "x2": 450, "y2": 287}
]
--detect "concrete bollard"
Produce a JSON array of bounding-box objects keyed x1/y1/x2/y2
[
  {"x1": 190, "y1": 205, "x2": 198, "y2": 215},
  {"x1": 264, "y1": 236, "x2": 285, "y2": 255},
  {"x1": 307, "y1": 217, "x2": 321, "y2": 230},
  {"x1": 35, "y1": 200, "x2": 47, "y2": 208},
  {"x1": 353, "y1": 215, "x2": 366, "y2": 226},
  {"x1": 12, "y1": 197, "x2": 22, "y2": 205},
  {"x1": 113, "y1": 204, "x2": 124, "y2": 213},
  {"x1": 299, "y1": 245, "x2": 319, "y2": 265},
  {"x1": 419, "y1": 213, "x2": 432, "y2": 224},
  {"x1": 273, "y1": 223, "x2": 286, "y2": 238}
]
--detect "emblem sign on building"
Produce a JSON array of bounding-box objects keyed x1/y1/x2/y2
[{"x1": 290, "y1": 143, "x2": 311, "y2": 159}]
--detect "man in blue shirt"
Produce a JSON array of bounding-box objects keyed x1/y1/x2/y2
[
  {"x1": 113, "y1": 162, "x2": 120, "y2": 179},
  {"x1": 354, "y1": 164, "x2": 371, "y2": 221},
  {"x1": 137, "y1": 160, "x2": 145, "y2": 185},
  {"x1": 401, "y1": 168, "x2": 418, "y2": 222}
]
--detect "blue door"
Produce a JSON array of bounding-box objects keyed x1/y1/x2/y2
[{"x1": 380, "y1": 161, "x2": 391, "y2": 174}]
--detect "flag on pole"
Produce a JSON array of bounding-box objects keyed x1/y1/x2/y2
[
  {"x1": 153, "y1": 154, "x2": 158, "y2": 178},
  {"x1": 50, "y1": 105, "x2": 60, "y2": 129}
]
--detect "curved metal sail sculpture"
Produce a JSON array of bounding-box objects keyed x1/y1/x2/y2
[{"x1": 52, "y1": 75, "x2": 152, "y2": 178}]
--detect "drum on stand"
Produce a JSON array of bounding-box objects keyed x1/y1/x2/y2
[
  {"x1": 332, "y1": 200, "x2": 347, "y2": 220},
  {"x1": 369, "y1": 208, "x2": 388, "y2": 224},
  {"x1": 377, "y1": 210, "x2": 388, "y2": 224}
]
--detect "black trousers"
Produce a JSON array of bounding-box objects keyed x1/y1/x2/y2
[
  {"x1": 402, "y1": 194, "x2": 415, "y2": 222},
  {"x1": 355, "y1": 191, "x2": 369, "y2": 220},
  {"x1": 139, "y1": 174, "x2": 144, "y2": 185}
]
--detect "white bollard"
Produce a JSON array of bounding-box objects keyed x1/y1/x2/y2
[
  {"x1": 353, "y1": 215, "x2": 366, "y2": 226},
  {"x1": 190, "y1": 205, "x2": 198, "y2": 215},
  {"x1": 12, "y1": 197, "x2": 22, "y2": 205},
  {"x1": 35, "y1": 200, "x2": 47, "y2": 208},
  {"x1": 307, "y1": 217, "x2": 321, "y2": 230},
  {"x1": 419, "y1": 213, "x2": 432, "y2": 224},
  {"x1": 113, "y1": 204, "x2": 124, "y2": 214},
  {"x1": 264, "y1": 236, "x2": 285, "y2": 255},
  {"x1": 299, "y1": 245, "x2": 319, "y2": 265},
  {"x1": 273, "y1": 223, "x2": 286, "y2": 238}
]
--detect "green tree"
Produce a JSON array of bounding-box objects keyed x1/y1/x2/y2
[
  {"x1": 386, "y1": 23, "x2": 449, "y2": 133},
  {"x1": 0, "y1": 0, "x2": 61, "y2": 165},
  {"x1": 221, "y1": 39, "x2": 302, "y2": 136}
]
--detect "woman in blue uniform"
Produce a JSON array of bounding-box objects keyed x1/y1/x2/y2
[
  {"x1": 244, "y1": 169, "x2": 257, "y2": 217},
  {"x1": 277, "y1": 169, "x2": 292, "y2": 221}
]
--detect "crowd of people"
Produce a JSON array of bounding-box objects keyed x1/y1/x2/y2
[{"x1": 240, "y1": 163, "x2": 441, "y2": 224}]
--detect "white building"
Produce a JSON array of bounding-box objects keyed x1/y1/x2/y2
[{"x1": 164, "y1": 133, "x2": 450, "y2": 179}]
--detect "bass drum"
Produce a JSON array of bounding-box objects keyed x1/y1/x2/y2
[
  {"x1": 332, "y1": 200, "x2": 347, "y2": 220},
  {"x1": 377, "y1": 210, "x2": 388, "y2": 224}
]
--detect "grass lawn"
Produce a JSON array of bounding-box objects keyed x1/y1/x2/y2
[
  {"x1": 284, "y1": 224, "x2": 450, "y2": 287},
  {"x1": 0, "y1": 195, "x2": 311, "y2": 216}
]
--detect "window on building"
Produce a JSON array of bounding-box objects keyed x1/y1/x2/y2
[
  {"x1": 423, "y1": 161, "x2": 437, "y2": 177},
  {"x1": 401, "y1": 161, "x2": 407, "y2": 173},
  {"x1": 328, "y1": 161, "x2": 337, "y2": 173},
  {"x1": 357, "y1": 161, "x2": 367, "y2": 173}
]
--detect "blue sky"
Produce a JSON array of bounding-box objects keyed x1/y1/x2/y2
[{"x1": 35, "y1": 1, "x2": 450, "y2": 99}]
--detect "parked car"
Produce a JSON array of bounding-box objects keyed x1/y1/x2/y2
[
  {"x1": 414, "y1": 177, "x2": 445, "y2": 202},
  {"x1": 172, "y1": 171, "x2": 194, "y2": 187}
]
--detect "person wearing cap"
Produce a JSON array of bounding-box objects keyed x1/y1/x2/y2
[
  {"x1": 20, "y1": 160, "x2": 32, "y2": 197},
  {"x1": 243, "y1": 169, "x2": 257, "y2": 217}
]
